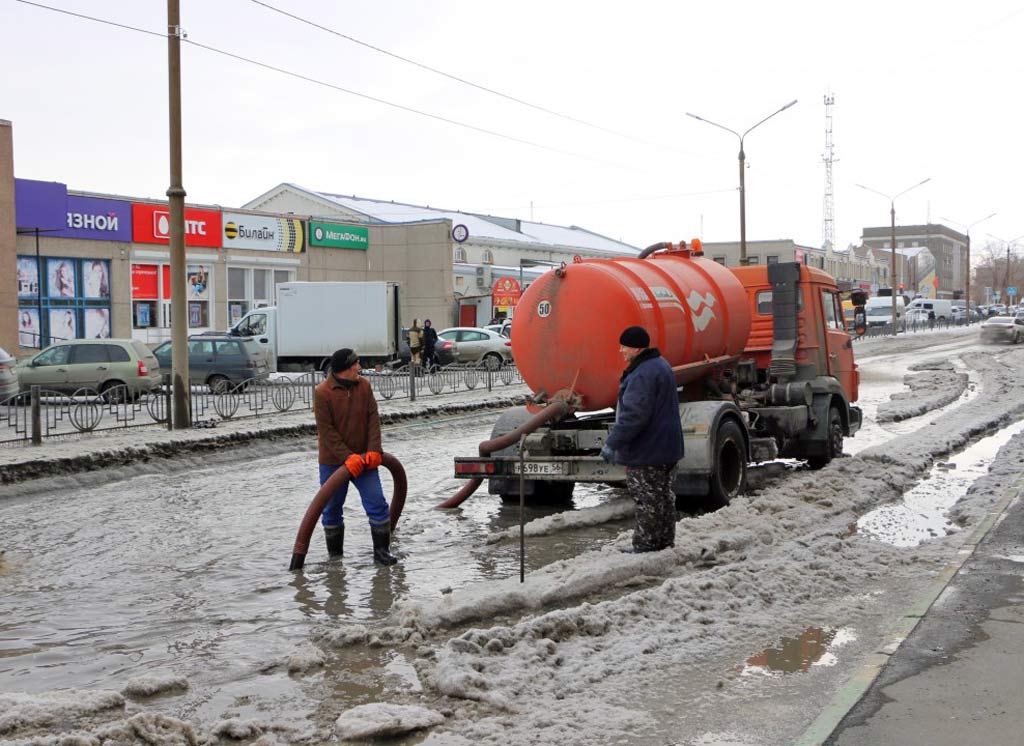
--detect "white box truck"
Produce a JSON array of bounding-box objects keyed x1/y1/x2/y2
[{"x1": 228, "y1": 281, "x2": 401, "y2": 371}]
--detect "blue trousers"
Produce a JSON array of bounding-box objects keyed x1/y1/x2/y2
[{"x1": 319, "y1": 463, "x2": 390, "y2": 527}]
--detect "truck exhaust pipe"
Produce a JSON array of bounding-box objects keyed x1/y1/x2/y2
[
  {"x1": 768, "y1": 262, "x2": 802, "y2": 383},
  {"x1": 436, "y1": 398, "x2": 572, "y2": 509},
  {"x1": 289, "y1": 452, "x2": 407, "y2": 570}
]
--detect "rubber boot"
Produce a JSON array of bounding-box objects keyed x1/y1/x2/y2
[
  {"x1": 370, "y1": 524, "x2": 398, "y2": 565},
  {"x1": 324, "y1": 524, "x2": 344, "y2": 557}
]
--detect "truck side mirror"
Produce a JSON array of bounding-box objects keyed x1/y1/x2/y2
[{"x1": 854, "y1": 309, "x2": 867, "y2": 336}]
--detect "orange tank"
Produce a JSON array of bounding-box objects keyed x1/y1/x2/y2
[{"x1": 512, "y1": 248, "x2": 752, "y2": 410}]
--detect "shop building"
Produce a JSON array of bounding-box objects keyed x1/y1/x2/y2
[{"x1": 5, "y1": 177, "x2": 453, "y2": 355}]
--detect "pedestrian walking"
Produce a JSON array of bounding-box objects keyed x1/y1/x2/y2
[
  {"x1": 407, "y1": 320, "x2": 423, "y2": 366},
  {"x1": 600, "y1": 326, "x2": 684, "y2": 552},
  {"x1": 422, "y1": 319, "x2": 438, "y2": 370},
  {"x1": 314, "y1": 348, "x2": 398, "y2": 565}
]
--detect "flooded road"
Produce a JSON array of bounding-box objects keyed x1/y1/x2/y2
[{"x1": 0, "y1": 412, "x2": 626, "y2": 731}]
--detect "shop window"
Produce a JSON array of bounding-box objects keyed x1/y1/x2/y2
[
  {"x1": 18, "y1": 255, "x2": 111, "y2": 346},
  {"x1": 766, "y1": 255, "x2": 779, "y2": 264},
  {"x1": 228, "y1": 266, "x2": 294, "y2": 324}
]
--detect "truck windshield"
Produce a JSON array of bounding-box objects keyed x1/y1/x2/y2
[{"x1": 236, "y1": 313, "x2": 266, "y2": 336}]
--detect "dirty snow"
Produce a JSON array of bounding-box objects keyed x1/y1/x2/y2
[
  {"x1": 122, "y1": 674, "x2": 190, "y2": 698},
  {"x1": 334, "y1": 703, "x2": 444, "y2": 740},
  {"x1": 0, "y1": 689, "x2": 124, "y2": 735},
  {"x1": 876, "y1": 358, "x2": 969, "y2": 422},
  {"x1": 2, "y1": 329, "x2": 1023, "y2": 746}
]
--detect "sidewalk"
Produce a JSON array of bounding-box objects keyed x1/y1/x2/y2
[
  {"x1": 803, "y1": 473, "x2": 1024, "y2": 746},
  {"x1": 0, "y1": 382, "x2": 529, "y2": 485}
]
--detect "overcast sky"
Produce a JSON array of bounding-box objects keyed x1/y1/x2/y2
[{"x1": 4, "y1": 1, "x2": 1023, "y2": 253}]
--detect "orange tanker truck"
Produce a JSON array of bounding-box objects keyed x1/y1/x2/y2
[{"x1": 449, "y1": 240, "x2": 861, "y2": 507}]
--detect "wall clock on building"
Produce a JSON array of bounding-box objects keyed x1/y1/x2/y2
[{"x1": 452, "y1": 224, "x2": 469, "y2": 243}]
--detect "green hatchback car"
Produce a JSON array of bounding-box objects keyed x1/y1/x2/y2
[{"x1": 18, "y1": 339, "x2": 162, "y2": 401}]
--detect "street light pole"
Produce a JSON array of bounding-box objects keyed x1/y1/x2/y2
[
  {"x1": 167, "y1": 0, "x2": 190, "y2": 428},
  {"x1": 855, "y1": 178, "x2": 931, "y2": 335},
  {"x1": 939, "y1": 212, "x2": 995, "y2": 325},
  {"x1": 987, "y1": 233, "x2": 1024, "y2": 306},
  {"x1": 686, "y1": 99, "x2": 797, "y2": 266}
]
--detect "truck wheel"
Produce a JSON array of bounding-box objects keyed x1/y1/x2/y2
[
  {"x1": 808, "y1": 407, "x2": 843, "y2": 470},
  {"x1": 709, "y1": 419, "x2": 746, "y2": 507}
]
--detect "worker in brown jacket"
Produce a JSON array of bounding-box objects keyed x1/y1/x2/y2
[{"x1": 314, "y1": 348, "x2": 397, "y2": 565}]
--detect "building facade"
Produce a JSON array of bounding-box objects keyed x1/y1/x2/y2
[
  {"x1": 5, "y1": 178, "x2": 454, "y2": 354},
  {"x1": 860, "y1": 224, "x2": 967, "y2": 299},
  {"x1": 245, "y1": 184, "x2": 639, "y2": 326}
]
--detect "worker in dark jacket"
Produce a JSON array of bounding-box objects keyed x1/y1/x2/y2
[
  {"x1": 314, "y1": 348, "x2": 397, "y2": 565},
  {"x1": 601, "y1": 326, "x2": 684, "y2": 552},
  {"x1": 422, "y1": 319, "x2": 439, "y2": 369}
]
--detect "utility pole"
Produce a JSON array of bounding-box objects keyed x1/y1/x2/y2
[{"x1": 167, "y1": 0, "x2": 190, "y2": 428}]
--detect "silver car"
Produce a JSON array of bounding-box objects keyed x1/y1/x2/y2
[
  {"x1": 18, "y1": 339, "x2": 163, "y2": 401},
  {"x1": 980, "y1": 316, "x2": 1024, "y2": 344},
  {"x1": 436, "y1": 327, "x2": 514, "y2": 368},
  {"x1": 0, "y1": 347, "x2": 18, "y2": 401}
]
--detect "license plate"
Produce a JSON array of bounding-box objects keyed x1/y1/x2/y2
[{"x1": 511, "y1": 462, "x2": 564, "y2": 476}]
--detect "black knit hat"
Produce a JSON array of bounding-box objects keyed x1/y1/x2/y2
[
  {"x1": 331, "y1": 348, "x2": 359, "y2": 373},
  {"x1": 619, "y1": 325, "x2": 650, "y2": 348}
]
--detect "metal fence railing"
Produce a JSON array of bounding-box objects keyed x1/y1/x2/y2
[
  {"x1": 852, "y1": 316, "x2": 980, "y2": 340},
  {"x1": 0, "y1": 363, "x2": 524, "y2": 446}
]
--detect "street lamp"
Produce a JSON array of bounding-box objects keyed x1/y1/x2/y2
[
  {"x1": 686, "y1": 99, "x2": 798, "y2": 265},
  {"x1": 939, "y1": 212, "x2": 995, "y2": 325},
  {"x1": 855, "y1": 178, "x2": 931, "y2": 335},
  {"x1": 986, "y1": 233, "x2": 1024, "y2": 307}
]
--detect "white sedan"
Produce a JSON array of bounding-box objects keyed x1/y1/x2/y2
[{"x1": 436, "y1": 327, "x2": 514, "y2": 368}]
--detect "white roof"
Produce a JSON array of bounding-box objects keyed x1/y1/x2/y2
[{"x1": 286, "y1": 184, "x2": 638, "y2": 255}]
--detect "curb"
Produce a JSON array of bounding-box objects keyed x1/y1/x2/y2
[{"x1": 793, "y1": 470, "x2": 1024, "y2": 746}]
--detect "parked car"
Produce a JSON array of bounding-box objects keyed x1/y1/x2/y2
[
  {"x1": 980, "y1": 316, "x2": 1024, "y2": 344},
  {"x1": 0, "y1": 347, "x2": 18, "y2": 401},
  {"x1": 17, "y1": 339, "x2": 162, "y2": 401},
  {"x1": 153, "y1": 335, "x2": 270, "y2": 392},
  {"x1": 484, "y1": 320, "x2": 513, "y2": 338},
  {"x1": 436, "y1": 327, "x2": 514, "y2": 368}
]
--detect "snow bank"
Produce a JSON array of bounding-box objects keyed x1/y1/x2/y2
[
  {"x1": 485, "y1": 497, "x2": 634, "y2": 543},
  {"x1": 121, "y1": 674, "x2": 189, "y2": 698},
  {"x1": 334, "y1": 703, "x2": 444, "y2": 740},
  {"x1": 0, "y1": 689, "x2": 124, "y2": 735},
  {"x1": 876, "y1": 358, "x2": 969, "y2": 422}
]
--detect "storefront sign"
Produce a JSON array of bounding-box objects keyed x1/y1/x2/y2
[
  {"x1": 222, "y1": 211, "x2": 305, "y2": 252},
  {"x1": 14, "y1": 178, "x2": 68, "y2": 231},
  {"x1": 492, "y1": 276, "x2": 522, "y2": 307},
  {"x1": 308, "y1": 220, "x2": 369, "y2": 250},
  {"x1": 53, "y1": 195, "x2": 132, "y2": 242},
  {"x1": 131, "y1": 203, "x2": 222, "y2": 247}
]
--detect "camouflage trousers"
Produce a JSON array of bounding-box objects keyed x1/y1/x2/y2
[{"x1": 625, "y1": 464, "x2": 676, "y2": 552}]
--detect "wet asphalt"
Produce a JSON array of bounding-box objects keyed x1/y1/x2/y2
[{"x1": 823, "y1": 479, "x2": 1024, "y2": 746}]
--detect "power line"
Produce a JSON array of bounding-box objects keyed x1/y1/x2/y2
[
  {"x1": 14, "y1": 0, "x2": 651, "y2": 173},
  {"x1": 247, "y1": 0, "x2": 699, "y2": 158}
]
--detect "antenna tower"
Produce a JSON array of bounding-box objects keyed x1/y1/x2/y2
[{"x1": 822, "y1": 92, "x2": 836, "y2": 250}]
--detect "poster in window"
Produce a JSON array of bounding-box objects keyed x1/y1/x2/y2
[
  {"x1": 83, "y1": 259, "x2": 111, "y2": 299},
  {"x1": 230, "y1": 303, "x2": 244, "y2": 325},
  {"x1": 84, "y1": 308, "x2": 111, "y2": 339},
  {"x1": 17, "y1": 257, "x2": 39, "y2": 298},
  {"x1": 49, "y1": 309, "x2": 78, "y2": 342},
  {"x1": 135, "y1": 303, "x2": 151, "y2": 328},
  {"x1": 189, "y1": 302, "x2": 202, "y2": 327},
  {"x1": 187, "y1": 264, "x2": 210, "y2": 300},
  {"x1": 47, "y1": 258, "x2": 77, "y2": 298},
  {"x1": 18, "y1": 308, "x2": 41, "y2": 347}
]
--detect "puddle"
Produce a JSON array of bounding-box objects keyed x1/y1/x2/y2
[
  {"x1": 858, "y1": 418, "x2": 1024, "y2": 547},
  {"x1": 740, "y1": 626, "x2": 855, "y2": 675}
]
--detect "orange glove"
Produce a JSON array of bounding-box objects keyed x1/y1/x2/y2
[
  {"x1": 364, "y1": 451, "x2": 383, "y2": 470},
  {"x1": 344, "y1": 453, "x2": 365, "y2": 479}
]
